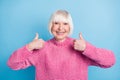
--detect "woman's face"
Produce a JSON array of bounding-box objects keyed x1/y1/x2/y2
[{"x1": 51, "y1": 21, "x2": 70, "y2": 42}]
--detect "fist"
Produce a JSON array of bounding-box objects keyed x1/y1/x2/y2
[
  {"x1": 74, "y1": 33, "x2": 86, "y2": 51},
  {"x1": 27, "y1": 33, "x2": 45, "y2": 51}
]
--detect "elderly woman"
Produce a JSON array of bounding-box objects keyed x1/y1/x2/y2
[{"x1": 7, "y1": 10, "x2": 115, "y2": 80}]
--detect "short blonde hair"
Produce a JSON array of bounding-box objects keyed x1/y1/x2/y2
[{"x1": 48, "y1": 10, "x2": 74, "y2": 35}]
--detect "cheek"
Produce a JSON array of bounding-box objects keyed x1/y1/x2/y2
[
  {"x1": 51, "y1": 26, "x2": 56, "y2": 32},
  {"x1": 51, "y1": 26, "x2": 58, "y2": 31},
  {"x1": 66, "y1": 26, "x2": 70, "y2": 32},
  {"x1": 51, "y1": 26, "x2": 58, "y2": 35}
]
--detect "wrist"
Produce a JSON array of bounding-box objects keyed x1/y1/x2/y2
[{"x1": 26, "y1": 43, "x2": 34, "y2": 51}]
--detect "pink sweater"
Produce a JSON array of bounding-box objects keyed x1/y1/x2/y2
[{"x1": 7, "y1": 37, "x2": 115, "y2": 80}]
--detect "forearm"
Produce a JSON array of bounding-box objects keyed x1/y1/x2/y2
[
  {"x1": 82, "y1": 42, "x2": 116, "y2": 68},
  {"x1": 7, "y1": 45, "x2": 33, "y2": 70}
]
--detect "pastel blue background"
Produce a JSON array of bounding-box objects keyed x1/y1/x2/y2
[{"x1": 0, "y1": 0, "x2": 120, "y2": 80}]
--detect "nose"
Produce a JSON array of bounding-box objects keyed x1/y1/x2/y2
[{"x1": 58, "y1": 24, "x2": 63, "y2": 30}]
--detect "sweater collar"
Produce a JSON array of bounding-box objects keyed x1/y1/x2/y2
[{"x1": 51, "y1": 37, "x2": 71, "y2": 46}]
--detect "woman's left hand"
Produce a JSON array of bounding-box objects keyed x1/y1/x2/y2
[{"x1": 73, "y1": 33, "x2": 86, "y2": 51}]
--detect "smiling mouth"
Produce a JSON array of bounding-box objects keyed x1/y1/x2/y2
[{"x1": 56, "y1": 31, "x2": 66, "y2": 35}]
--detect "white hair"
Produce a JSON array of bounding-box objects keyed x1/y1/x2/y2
[{"x1": 48, "y1": 10, "x2": 74, "y2": 35}]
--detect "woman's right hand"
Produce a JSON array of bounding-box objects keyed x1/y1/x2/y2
[{"x1": 27, "y1": 33, "x2": 45, "y2": 51}]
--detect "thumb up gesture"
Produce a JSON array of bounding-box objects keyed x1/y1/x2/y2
[
  {"x1": 74, "y1": 33, "x2": 86, "y2": 51},
  {"x1": 27, "y1": 33, "x2": 45, "y2": 51}
]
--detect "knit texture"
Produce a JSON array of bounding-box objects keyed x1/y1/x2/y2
[{"x1": 7, "y1": 37, "x2": 115, "y2": 80}]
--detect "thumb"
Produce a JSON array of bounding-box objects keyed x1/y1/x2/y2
[
  {"x1": 79, "y1": 33, "x2": 84, "y2": 40},
  {"x1": 34, "y1": 33, "x2": 39, "y2": 40}
]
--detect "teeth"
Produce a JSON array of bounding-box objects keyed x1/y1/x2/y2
[
  {"x1": 57, "y1": 32, "x2": 65, "y2": 35},
  {"x1": 57, "y1": 32, "x2": 64, "y2": 33},
  {"x1": 58, "y1": 32, "x2": 64, "y2": 33}
]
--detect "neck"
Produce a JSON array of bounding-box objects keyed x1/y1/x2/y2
[
  {"x1": 54, "y1": 38, "x2": 66, "y2": 42},
  {"x1": 52, "y1": 37, "x2": 70, "y2": 46}
]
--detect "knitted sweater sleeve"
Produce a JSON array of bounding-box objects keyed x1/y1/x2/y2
[
  {"x1": 82, "y1": 42, "x2": 116, "y2": 68},
  {"x1": 7, "y1": 45, "x2": 38, "y2": 70}
]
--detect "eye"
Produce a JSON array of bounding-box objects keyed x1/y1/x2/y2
[
  {"x1": 54, "y1": 22, "x2": 59, "y2": 25},
  {"x1": 64, "y1": 23, "x2": 68, "y2": 25}
]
